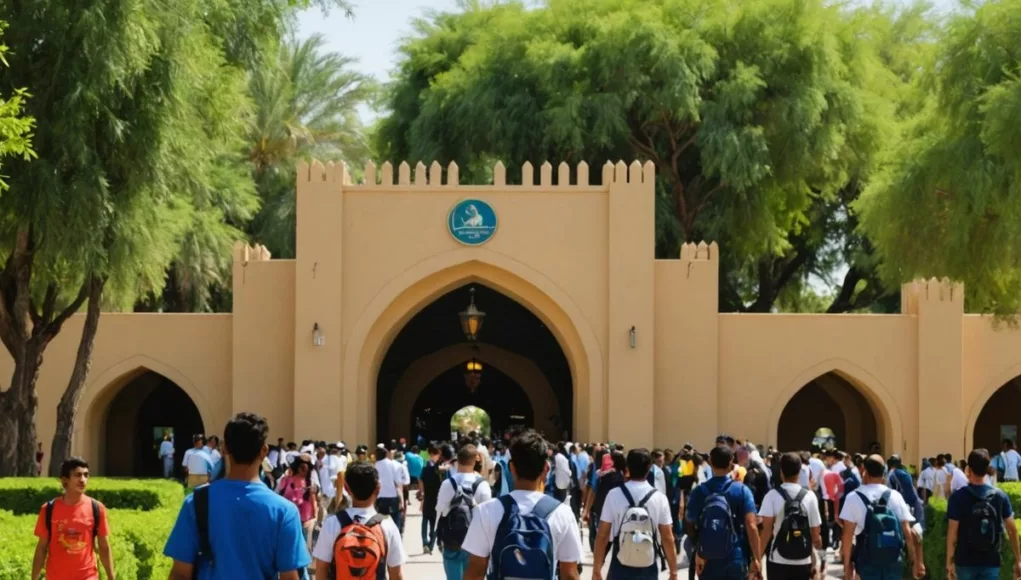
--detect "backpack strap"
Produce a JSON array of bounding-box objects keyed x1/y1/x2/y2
[
  {"x1": 193, "y1": 485, "x2": 213, "y2": 568},
  {"x1": 91, "y1": 499, "x2": 100, "y2": 543},
  {"x1": 638, "y1": 489, "x2": 657, "y2": 508},
  {"x1": 469, "y1": 478, "x2": 484, "y2": 495},
  {"x1": 532, "y1": 495, "x2": 561, "y2": 521},
  {"x1": 45, "y1": 499, "x2": 55, "y2": 540},
  {"x1": 336, "y1": 510, "x2": 354, "y2": 529},
  {"x1": 855, "y1": 489, "x2": 872, "y2": 509},
  {"x1": 793, "y1": 489, "x2": 808, "y2": 504},
  {"x1": 878, "y1": 490, "x2": 892, "y2": 507},
  {"x1": 777, "y1": 487, "x2": 792, "y2": 503},
  {"x1": 619, "y1": 483, "x2": 637, "y2": 507}
]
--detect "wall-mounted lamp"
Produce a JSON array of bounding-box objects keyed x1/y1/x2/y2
[
  {"x1": 628, "y1": 325, "x2": 636, "y2": 349},
  {"x1": 313, "y1": 323, "x2": 325, "y2": 347}
]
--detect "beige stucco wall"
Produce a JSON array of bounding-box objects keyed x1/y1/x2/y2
[{"x1": 11, "y1": 161, "x2": 1021, "y2": 472}]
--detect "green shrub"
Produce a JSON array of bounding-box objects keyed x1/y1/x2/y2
[
  {"x1": 923, "y1": 483, "x2": 1021, "y2": 580},
  {"x1": 0, "y1": 478, "x2": 184, "y2": 515}
]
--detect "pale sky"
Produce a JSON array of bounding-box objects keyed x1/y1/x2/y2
[{"x1": 297, "y1": 0, "x2": 956, "y2": 124}]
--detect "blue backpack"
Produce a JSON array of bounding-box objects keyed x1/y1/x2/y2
[
  {"x1": 854, "y1": 490, "x2": 905, "y2": 567},
  {"x1": 696, "y1": 480, "x2": 737, "y2": 561},
  {"x1": 494, "y1": 456, "x2": 514, "y2": 497},
  {"x1": 488, "y1": 495, "x2": 560, "y2": 580}
]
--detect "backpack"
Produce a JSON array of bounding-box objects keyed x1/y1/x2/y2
[
  {"x1": 613, "y1": 485, "x2": 662, "y2": 570},
  {"x1": 963, "y1": 486, "x2": 1003, "y2": 554},
  {"x1": 439, "y1": 478, "x2": 483, "y2": 550},
  {"x1": 743, "y1": 465, "x2": 769, "y2": 510},
  {"x1": 329, "y1": 512, "x2": 388, "y2": 580},
  {"x1": 493, "y1": 457, "x2": 513, "y2": 497},
  {"x1": 823, "y1": 470, "x2": 845, "y2": 503},
  {"x1": 772, "y1": 488, "x2": 813, "y2": 561},
  {"x1": 696, "y1": 480, "x2": 737, "y2": 561},
  {"x1": 488, "y1": 494, "x2": 560, "y2": 580},
  {"x1": 853, "y1": 490, "x2": 905, "y2": 567},
  {"x1": 593, "y1": 471, "x2": 623, "y2": 518}
]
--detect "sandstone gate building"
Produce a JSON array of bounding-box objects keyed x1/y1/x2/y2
[{"x1": 10, "y1": 160, "x2": 1021, "y2": 475}]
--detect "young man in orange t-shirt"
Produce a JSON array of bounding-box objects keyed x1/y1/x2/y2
[{"x1": 31, "y1": 456, "x2": 115, "y2": 580}]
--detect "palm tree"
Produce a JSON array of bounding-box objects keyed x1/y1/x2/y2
[{"x1": 248, "y1": 34, "x2": 377, "y2": 258}]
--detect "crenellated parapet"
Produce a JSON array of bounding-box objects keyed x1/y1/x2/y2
[
  {"x1": 901, "y1": 277, "x2": 964, "y2": 315},
  {"x1": 680, "y1": 241, "x2": 718, "y2": 261},
  {"x1": 232, "y1": 241, "x2": 271, "y2": 265}
]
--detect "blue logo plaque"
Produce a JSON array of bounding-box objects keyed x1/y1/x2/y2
[{"x1": 447, "y1": 199, "x2": 497, "y2": 246}]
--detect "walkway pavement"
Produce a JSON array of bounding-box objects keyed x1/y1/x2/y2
[{"x1": 393, "y1": 497, "x2": 845, "y2": 579}]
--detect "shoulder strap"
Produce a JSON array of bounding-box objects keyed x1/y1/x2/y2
[
  {"x1": 470, "y1": 478, "x2": 484, "y2": 494},
  {"x1": 855, "y1": 490, "x2": 871, "y2": 508},
  {"x1": 364, "y1": 513, "x2": 387, "y2": 527},
  {"x1": 337, "y1": 510, "x2": 354, "y2": 529},
  {"x1": 794, "y1": 488, "x2": 808, "y2": 503},
  {"x1": 91, "y1": 499, "x2": 100, "y2": 540},
  {"x1": 638, "y1": 489, "x2": 657, "y2": 508},
  {"x1": 878, "y1": 490, "x2": 891, "y2": 506},
  {"x1": 193, "y1": 485, "x2": 213, "y2": 565},
  {"x1": 532, "y1": 495, "x2": 561, "y2": 520},
  {"x1": 777, "y1": 487, "x2": 791, "y2": 502},
  {"x1": 619, "y1": 483, "x2": 637, "y2": 507},
  {"x1": 45, "y1": 499, "x2": 55, "y2": 539},
  {"x1": 720, "y1": 479, "x2": 733, "y2": 494}
]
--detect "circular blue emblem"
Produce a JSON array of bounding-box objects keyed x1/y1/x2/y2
[{"x1": 447, "y1": 199, "x2": 497, "y2": 246}]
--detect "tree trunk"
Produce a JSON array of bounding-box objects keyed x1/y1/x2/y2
[
  {"x1": 0, "y1": 344, "x2": 45, "y2": 476},
  {"x1": 49, "y1": 278, "x2": 105, "y2": 476},
  {"x1": 0, "y1": 391, "x2": 19, "y2": 476}
]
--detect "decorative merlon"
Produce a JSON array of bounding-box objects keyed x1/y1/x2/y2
[{"x1": 680, "y1": 241, "x2": 718, "y2": 261}]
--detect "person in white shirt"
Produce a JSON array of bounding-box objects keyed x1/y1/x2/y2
[
  {"x1": 1002, "y1": 440, "x2": 1021, "y2": 481},
  {"x1": 374, "y1": 446, "x2": 405, "y2": 534},
  {"x1": 592, "y1": 448, "x2": 678, "y2": 580},
  {"x1": 158, "y1": 434, "x2": 175, "y2": 479},
  {"x1": 394, "y1": 451, "x2": 412, "y2": 534},
  {"x1": 553, "y1": 443, "x2": 572, "y2": 503},
  {"x1": 312, "y1": 460, "x2": 407, "y2": 580},
  {"x1": 463, "y1": 430, "x2": 582, "y2": 580},
  {"x1": 759, "y1": 452, "x2": 822, "y2": 578},
  {"x1": 839, "y1": 455, "x2": 924, "y2": 580},
  {"x1": 437, "y1": 443, "x2": 493, "y2": 580},
  {"x1": 650, "y1": 450, "x2": 668, "y2": 495},
  {"x1": 917, "y1": 459, "x2": 937, "y2": 503},
  {"x1": 315, "y1": 446, "x2": 340, "y2": 524},
  {"x1": 182, "y1": 434, "x2": 213, "y2": 488},
  {"x1": 945, "y1": 454, "x2": 969, "y2": 493},
  {"x1": 267, "y1": 437, "x2": 283, "y2": 473}
]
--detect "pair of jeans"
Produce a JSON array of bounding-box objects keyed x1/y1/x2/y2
[
  {"x1": 442, "y1": 548, "x2": 469, "y2": 580},
  {"x1": 375, "y1": 497, "x2": 403, "y2": 534},
  {"x1": 162, "y1": 455, "x2": 174, "y2": 479},
  {"x1": 956, "y1": 566, "x2": 1000, "y2": 580},
  {"x1": 422, "y1": 508, "x2": 437, "y2": 551},
  {"x1": 587, "y1": 512, "x2": 598, "y2": 552},
  {"x1": 856, "y1": 562, "x2": 903, "y2": 580}
]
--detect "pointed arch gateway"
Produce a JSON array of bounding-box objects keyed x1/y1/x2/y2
[{"x1": 342, "y1": 248, "x2": 604, "y2": 445}]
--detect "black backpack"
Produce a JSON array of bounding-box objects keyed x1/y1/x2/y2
[
  {"x1": 190, "y1": 485, "x2": 213, "y2": 579},
  {"x1": 964, "y1": 486, "x2": 1003, "y2": 554},
  {"x1": 439, "y1": 478, "x2": 483, "y2": 550},
  {"x1": 772, "y1": 488, "x2": 813, "y2": 561},
  {"x1": 743, "y1": 466, "x2": 769, "y2": 510},
  {"x1": 593, "y1": 471, "x2": 623, "y2": 518}
]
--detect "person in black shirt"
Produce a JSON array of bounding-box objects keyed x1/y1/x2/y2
[{"x1": 417, "y1": 444, "x2": 443, "y2": 555}]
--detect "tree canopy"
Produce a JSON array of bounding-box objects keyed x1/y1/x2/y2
[{"x1": 856, "y1": 0, "x2": 1021, "y2": 315}]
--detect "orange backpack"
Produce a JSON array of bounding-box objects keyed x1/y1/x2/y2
[{"x1": 330, "y1": 512, "x2": 388, "y2": 580}]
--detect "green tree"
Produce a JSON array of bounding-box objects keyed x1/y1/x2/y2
[
  {"x1": 0, "y1": 21, "x2": 34, "y2": 187},
  {"x1": 248, "y1": 34, "x2": 377, "y2": 259},
  {"x1": 451, "y1": 405, "x2": 491, "y2": 436},
  {"x1": 857, "y1": 0, "x2": 1021, "y2": 315},
  {"x1": 376, "y1": 0, "x2": 923, "y2": 312}
]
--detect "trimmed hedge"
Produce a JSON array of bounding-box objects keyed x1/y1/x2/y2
[
  {"x1": 0, "y1": 478, "x2": 184, "y2": 515},
  {"x1": 0, "y1": 478, "x2": 182, "y2": 579},
  {"x1": 923, "y1": 483, "x2": 1021, "y2": 580}
]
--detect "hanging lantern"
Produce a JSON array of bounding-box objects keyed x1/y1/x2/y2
[{"x1": 459, "y1": 287, "x2": 486, "y2": 341}]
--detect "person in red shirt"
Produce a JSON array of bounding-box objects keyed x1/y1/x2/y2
[{"x1": 31, "y1": 456, "x2": 115, "y2": 580}]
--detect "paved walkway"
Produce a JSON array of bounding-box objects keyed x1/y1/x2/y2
[{"x1": 392, "y1": 498, "x2": 845, "y2": 579}]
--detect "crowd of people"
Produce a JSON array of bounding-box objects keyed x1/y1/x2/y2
[{"x1": 25, "y1": 412, "x2": 1021, "y2": 580}]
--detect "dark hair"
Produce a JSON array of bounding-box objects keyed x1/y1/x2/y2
[
  {"x1": 427, "y1": 444, "x2": 439, "y2": 455},
  {"x1": 651, "y1": 449, "x2": 664, "y2": 460},
  {"x1": 60, "y1": 457, "x2": 89, "y2": 479},
  {"x1": 614, "y1": 443, "x2": 624, "y2": 451},
  {"x1": 223, "y1": 412, "x2": 269, "y2": 464},
  {"x1": 508, "y1": 430, "x2": 549, "y2": 481},
  {"x1": 411, "y1": 445, "x2": 420, "y2": 453},
  {"x1": 780, "y1": 452, "x2": 802, "y2": 479},
  {"x1": 968, "y1": 449, "x2": 991, "y2": 475},
  {"x1": 710, "y1": 446, "x2": 734, "y2": 469},
  {"x1": 832, "y1": 450, "x2": 845, "y2": 461},
  {"x1": 1004, "y1": 440, "x2": 1015, "y2": 450},
  {"x1": 207, "y1": 435, "x2": 219, "y2": 446},
  {"x1": 799, "y1": 451, "x2": 811, "y2": 465},
  {"x1": 457, "y1": 443, "x2": 478, "y2": 466},
  {"x1": 863, "y1": 455, "x2": 886, "y2": 478},
  {"x1": 346, "y1": 461, "x2": 380, "y2": 501},
  {"x1": 887, "y1": 455, "x2": 902, "y2": 469},
  {"x1": 626, "y1": 449, "x2": 653, "y2": 479},
  {"x1": 944, "y1": 453, "x2": 953, "y2": 463},
  {"x1": 374, "y1": 447, "x2": 389, "y2": 461}
]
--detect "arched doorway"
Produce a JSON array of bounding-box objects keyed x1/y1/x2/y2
[
  {"x1": 377, "y1": 283, "x2": 571, "y2": 443},
  {"x1": 972, "y1": 377, "x2": 1021, "y2": 453},
  {"x1": 409, "y1": 364, "x2": 534, "y2": 442},
  {"x1": 776, "y1": 372, "x2": 881, "y2": 454},
  {"x1": 450, "y1": 406, "x2": 492, "y2": 438},
  {"x1": 102, "y1": 371, "x2": 204, "y2": 477}
]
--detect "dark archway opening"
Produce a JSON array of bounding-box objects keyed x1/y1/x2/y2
[
  {"x1": 974, "y1": 378, "x2": 1021, "y2": 453},
  {"x1": 377, "y1": 283, "x2": 571, "y2": 443},
  {"x1": 778, "y1": 373, "x2": 879, "y2": 454},
  {"x1": 410, "y1": 364, "x2": 533, "y2": 442},
  {"x1": 103, "y1": 371, "x2": 204, "y2": 477}
]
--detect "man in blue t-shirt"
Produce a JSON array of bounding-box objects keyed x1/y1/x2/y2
[
  {"x1": 685, "y1": 445, "x2": 761, "y2": 580},
  {"x1": 946, "y1": 448, "x2": 1021, "y2": 580},
  {"x1": 165, "y1": 412, "x2": 311, "y2": 579},
  {"x1": 887, "y1": 455, "x2": 924, "y2": 531}
]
